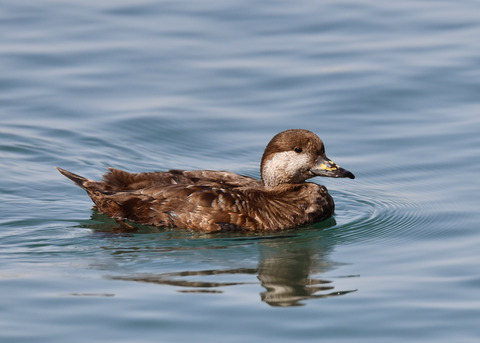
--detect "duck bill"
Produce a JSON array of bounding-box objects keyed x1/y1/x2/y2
[{"x1": 310, "y1": 156, "x2": 355, "y2": 179}]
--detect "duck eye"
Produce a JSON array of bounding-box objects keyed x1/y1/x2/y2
[{"x1": 294, "y1": 147, "x2": 303, "y2": 153}]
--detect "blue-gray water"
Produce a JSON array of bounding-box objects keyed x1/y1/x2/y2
[{"x1": 1, "y1": 0, "x2": 480, "y2": 342}]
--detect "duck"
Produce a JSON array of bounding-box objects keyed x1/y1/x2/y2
[{"x1": 57, "y1": 129, "x2": 354, "y2": 232}]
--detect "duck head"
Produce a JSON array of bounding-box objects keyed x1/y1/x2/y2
[{"x1": 260, "y1": 129, "x2": 355, "y2": 188}]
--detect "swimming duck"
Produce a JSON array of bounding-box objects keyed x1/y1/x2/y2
[{"x1": 57, "y1": 129, "x2": 354, "y2": 232}]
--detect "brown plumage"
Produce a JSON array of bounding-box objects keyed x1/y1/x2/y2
[{"x1": 57, "y1": 129, "x2": 354, "y2": 232}]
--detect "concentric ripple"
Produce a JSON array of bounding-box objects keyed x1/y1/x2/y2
[{"x1": 328, "y1": 186, "x2": 435, "y2": 244}]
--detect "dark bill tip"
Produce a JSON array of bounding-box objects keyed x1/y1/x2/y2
[{"x1": 342, "y1": 169, "x2": 355, "y2": 179}]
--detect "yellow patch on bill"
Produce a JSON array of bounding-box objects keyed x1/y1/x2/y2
[{"x1": 320, "y1": 163, "x2": 338, "y2": 171}]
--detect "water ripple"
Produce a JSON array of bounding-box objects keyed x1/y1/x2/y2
[{"x1": 331, "y1": 187, "x2": 432, "y2": 244}]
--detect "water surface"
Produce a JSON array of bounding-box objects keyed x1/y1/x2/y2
[{"x1": 1, "y1": 0, "x2": 480, "y2": 342}]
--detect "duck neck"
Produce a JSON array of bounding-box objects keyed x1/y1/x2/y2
[{"x1": 261, "y1": 160, "x2": 294, "y2": 188}]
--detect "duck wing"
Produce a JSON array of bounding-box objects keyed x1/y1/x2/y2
[{"x1": 101, "y1": 168, "x2": 261, "y2": 190}]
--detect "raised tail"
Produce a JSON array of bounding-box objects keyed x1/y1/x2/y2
[{"x1": 56, "y1": 167, "x2": 92, "y2": 190}]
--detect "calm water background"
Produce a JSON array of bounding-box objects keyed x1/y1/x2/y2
[{"x1": 1, "y1": 0, "x2": 479, "y2": 342}]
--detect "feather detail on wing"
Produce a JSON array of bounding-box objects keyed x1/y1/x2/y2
[{"x1": 101, "y1": 168, "x2": 261, "y2": 190}]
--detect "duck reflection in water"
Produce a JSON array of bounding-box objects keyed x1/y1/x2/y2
[
  {"x1": 90, "y1": 215, "x2": 357, "y2": 307},
  {"x1": 256, "y1": 231, "x2": 356, "y2": 306}
]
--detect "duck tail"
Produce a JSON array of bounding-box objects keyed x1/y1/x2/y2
[{"x1": 56, "y1": 167, "x2": 92, "y2": 190}]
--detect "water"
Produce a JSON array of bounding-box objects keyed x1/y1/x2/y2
[{"x1": 1, "y1": 0, "x2": 480, "y2": 341}]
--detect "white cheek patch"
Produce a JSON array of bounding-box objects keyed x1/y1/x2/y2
[{"x1": 262, "y1": 151, "x2": 311, "y2": 187}]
